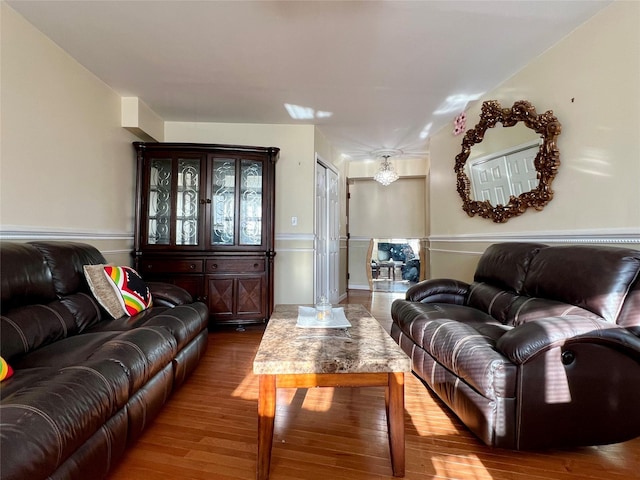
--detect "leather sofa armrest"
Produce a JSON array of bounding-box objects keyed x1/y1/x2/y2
[
  {"x1": 496, "y1": 316, "x2": 640, "y2": 365},
  {"x1": 147, "y1": 282, "x2": 193, "y2": 307},
  {"x1": 405, "y1": 278, "x2": 469, "y2": 304}
]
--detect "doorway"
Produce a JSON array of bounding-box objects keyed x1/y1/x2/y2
[{"x1": 368, "y1": 238, "x2": 421, "y2": 293}]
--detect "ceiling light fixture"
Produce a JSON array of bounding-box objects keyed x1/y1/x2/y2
[{"x1": 372, "y1": 149, "x2": 401, "y2": 186}]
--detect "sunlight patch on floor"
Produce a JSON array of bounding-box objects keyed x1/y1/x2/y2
[
  {"x1": 432, "y1": 454, "x2": 492, "y2": 479},
  {"x1": 300, "y1": 387, "x2": 335, "y2": 413},
  {"x1": 231, "y1": 372, "x2": 259, "y2": 401}
]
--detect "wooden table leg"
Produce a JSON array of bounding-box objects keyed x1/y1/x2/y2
[
  {"x1": 257, "y1": 374, "x2": 276, "y2": 480},
  {"x1": 387, "y1": 372, "x2": 405, "y2": 477}
]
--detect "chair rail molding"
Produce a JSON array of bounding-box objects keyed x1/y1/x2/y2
[
  {"x1": 275, "y1": 233, "x2": 316, "y2": 241},
  {"x1": 429, "y1": 228, "x2": 640, "y2": 245},
  {"x1": 275, "y1": 232, "x2": 315, "y2": 252},
  {"x1": 0, "y1": 225, "x2": 134, "y2": 241}
]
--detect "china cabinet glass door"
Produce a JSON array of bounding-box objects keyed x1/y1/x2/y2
[
  {"x1": 176, "y1": 158, "x2": 200, "y2": 245},
  {"x1": 210, "y1": 157, "x2": 264, "y2": 247},
  {"x1": 239, "y1": 159, "x2": 263, "y2": 245},
  {"x1": 146, "y1": 156, "x2": 201, "y2": 247},
  {"x1": 147, "y1": 158, "x2": 172, "y2": 245},
  {"x1": 211, "y1": 158, "x2": 236, "y2": 245}
]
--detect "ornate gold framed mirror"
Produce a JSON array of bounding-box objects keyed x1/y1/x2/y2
[{"x1": 454, "y1": 100, "x2": 562, "y2": 223}]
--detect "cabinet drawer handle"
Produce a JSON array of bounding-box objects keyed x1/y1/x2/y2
[
  {"x1": 254, "y1": 263, "x2": 259, "y2": 268},
  {"x1": 147, "y1": 264, "x2": 153, "y2": 269},
  {"x1": 190, "y1": 264, "x2": 196, "y2": 270},
  {"x1": 212, "y1": 264, "x2": 218, "y2": 269}
]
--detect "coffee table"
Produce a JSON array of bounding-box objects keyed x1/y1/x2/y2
[{"x1": 253, "y1": 304, "x2": 411, "y2": 480}]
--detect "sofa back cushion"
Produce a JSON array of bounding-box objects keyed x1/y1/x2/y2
[
  {"x1": 474, "y1": 243, "x2": 547, "y2": 294},
  {"x1": 0, "y1": 242, "x2": 109, "y2": 361},
  {"x1": 0, "y1": 243, "x2": 56, "y2": 310},
  {"x1": 507, "y1": 296, "x2": 604, "y2": 327},
  {"x1": 523, "y1": 245, "x2": 640, "y2": 323},
  {"x1": 29, "y1": 242, "x2": 107, "y2": 296},
  {"x1": 0, "y1": 241, "x2": 81, "y2": 360},
  {"x1": 466, "y1": 283, "x2": 520, "y2": 324}
]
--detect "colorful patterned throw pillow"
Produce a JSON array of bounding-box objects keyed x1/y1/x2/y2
[
  {"x1": 103, "y1": 266, "x2": 153, "y2": 316},
  {"x1": 1, "y1": 356, "x2": 14, "y2": 381},
  {"x1": 85, "y1": 264, "x2": 153, "y2": 318},
  {"x1": 84, "y1": 264, "x2": 127, "y2": 319}
]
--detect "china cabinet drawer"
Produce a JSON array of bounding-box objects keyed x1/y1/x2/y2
[
  {"x1": 143, "y1": 259, "x2": 204, "y2": 273},
  {"x1": 206, "y1": 258, "x2": 265, "y2": 273}
]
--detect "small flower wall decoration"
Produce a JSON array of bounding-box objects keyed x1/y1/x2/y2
[{"x1": 453, "y1": 112, "x2": 466, "y2": 136}]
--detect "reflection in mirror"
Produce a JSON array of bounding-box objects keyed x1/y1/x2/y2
[
  {"x1": 454, "y1": 100, "x2": 561, "y2": 223},
  {"x1": 466, "y1": 124, "x2": 541, "y2": 206}
]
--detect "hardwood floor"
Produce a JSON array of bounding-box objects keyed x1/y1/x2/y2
[{"x1": 108, "y1": 291, "x2": 640, "y2": 480}]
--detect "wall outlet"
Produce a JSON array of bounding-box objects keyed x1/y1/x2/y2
[{"x1": 291, "y1": 216, "x2": 298, "y2": 226}]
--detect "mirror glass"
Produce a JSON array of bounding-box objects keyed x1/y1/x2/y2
[
  {"x1": 466, "y1": 124, "x2": 541, "y2": 206},
  {"x1": 454, "y1": 100, "x2": 562, "y2": 223}
]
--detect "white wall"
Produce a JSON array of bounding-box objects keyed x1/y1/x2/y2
[
  {"x1": 349, "y1": 178, "x2": 426, "y2": 238},
  {"x1": 428, "y1": 0, "x2": 640, "y2": 281},
  {"x1": 0, "y1": 3, "x2": 138, "y2": 264}
]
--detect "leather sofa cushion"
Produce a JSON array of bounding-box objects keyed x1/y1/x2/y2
[
  {"x1": 0, "y1": 301, "x2": 77, "y2": 361},
  {"x1": 0, "y1": 243, "x2": 56, "y2": 310},
  {"x1": 88, "y1": 303, "x2": 209, "y2": 351},
  {"x1": 60, "y1": 292, "x2": 105, "y2": 332},
  {"x1": 508, "y1": 296, "x2": 603, "y2": 327},
  {"x1": 466, "y1": 283, "x2": 520, "y2": 324},
  {"x1": 473, "y1": 242, "x2": 546, "y2": 294},
  {"x1": 146, "y1": 282, "x2": 193, "y2": 307},
  {"x1": 523, "y1": 245, "x2": 640, "y2": 322},
  {"x1": 405, "y1": 278, "x2": 468, "y2": 304},
  {"x1": 13, "y1": 328, "x2": 177, "y2": 395},
  {"x1": 392, "y1": 301, "x2": 516, "y2": 398},
  {"x1": 0, "y1": 360, "x2": 132, "y2": 480},
  {"x1": 30, "y1": 242, "x2": 106, "y2": 297},
  {"x1": 618, "y1": 277, "x2": 640, "y2": 332}
]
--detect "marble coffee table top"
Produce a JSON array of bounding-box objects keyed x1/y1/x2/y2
[{"x1": 253, "y1": 304, "x2": 411, "y2": 375}]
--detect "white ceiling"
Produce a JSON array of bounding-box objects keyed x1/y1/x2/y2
[{"x1": 7, "y1": 0, "x2": 611, "y2": 160}]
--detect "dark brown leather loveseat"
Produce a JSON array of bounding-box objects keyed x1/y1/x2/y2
[
  {"x1": 391, "y1": 242, "x2": 640, "y2": 450},
  {"x1": 0, "y1": 241, "x2": 209, "y2": 479}
]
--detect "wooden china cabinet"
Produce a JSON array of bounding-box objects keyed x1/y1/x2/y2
[{"x1": 133, "y1": 142, "x2": 279, "y2": 327}]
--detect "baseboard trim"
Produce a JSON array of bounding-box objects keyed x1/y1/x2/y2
[{"x1": 348, "y1": 284, "x2": 371, "y2": 290}]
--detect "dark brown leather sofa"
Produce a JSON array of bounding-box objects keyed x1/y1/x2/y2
[
  {"x1": 0, "y1": 241, "x2": 209, "y2": 480},
  {"x1": 391, "y1": 242, "x2": 640, "y2": 450}
]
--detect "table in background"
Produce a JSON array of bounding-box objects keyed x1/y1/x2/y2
[{"x1": 376, "y1": 261, "x2": 405, "y2": 281}]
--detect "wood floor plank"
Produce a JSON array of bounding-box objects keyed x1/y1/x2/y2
[{"x1": 108, "y1": 291, "x2": 640, "y2": 480}]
